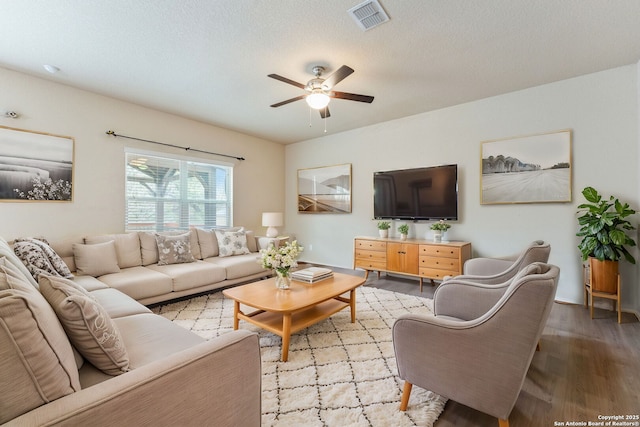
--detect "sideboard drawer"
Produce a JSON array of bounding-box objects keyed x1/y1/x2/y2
[
  {"x1": 419, "y1": 267, "x2": 457, "y2": 280},
  {"x1": 419, "y1": 256, "x2": 458, "y2": 270},
  {"x1": 355, "y1": 249, "x2": 386, "y2": 262},
  {"x1": 355, "y1": 259, "x2": 386, "y2": 270},
  {"x1": 355, "y1": 239, "x2": 386, "y2": 252},
  {"x1": 419, "y1": 245, "x2": 460, "y2": 259}
]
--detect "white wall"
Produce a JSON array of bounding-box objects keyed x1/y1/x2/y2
[
  {"x1": 0, "y1": 67, "x2": 285, "y2": 241},
  {"x1": 286, "y1": 65, "x2": 639, "y2": 310}
]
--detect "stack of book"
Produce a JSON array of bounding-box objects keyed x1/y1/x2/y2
[{"x1": 291, "y1": 267, "x2": 333, "y2": 284}]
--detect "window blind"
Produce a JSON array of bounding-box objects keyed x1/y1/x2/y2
[{"x1": 125, "y1": 151, "x2": 232, "y2": 231}]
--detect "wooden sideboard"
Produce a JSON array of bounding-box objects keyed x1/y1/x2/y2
[{"x1": 354, "y1": 237, "x2": 472, "y2": 291}]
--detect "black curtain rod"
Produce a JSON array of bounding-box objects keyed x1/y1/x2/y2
[{"x1": 105, "y1": 130, "x2": 245, "y2": 161}]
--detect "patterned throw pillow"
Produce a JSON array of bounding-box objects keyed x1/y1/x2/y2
[
  {"x1": 13, "y1": 237, "x2": 73, "y2": 281},
  {"x1": 49, "y1": 290, "x2": 130, "y2": 376},
  {"x1": 214, "y1": 230, "x2": 251, "y2": 258},
  {"x1": 154, "y1": 233, "x2": 196, "y2": 265}
]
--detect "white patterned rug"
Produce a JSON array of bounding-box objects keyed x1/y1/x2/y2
[{"x1": 152, "y1": 285, "x2": 447, "y2": 427}]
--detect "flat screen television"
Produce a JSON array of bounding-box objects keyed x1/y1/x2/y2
[{"x1": 373, "y1": 164, "x2": 458, "y2": 221}]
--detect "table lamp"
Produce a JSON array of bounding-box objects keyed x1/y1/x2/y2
[{"x1": 262, "y1": 212, "x2": 283, "y2": 238}]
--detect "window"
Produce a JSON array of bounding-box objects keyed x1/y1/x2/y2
[{"x1": 125, "y1": 150, "x2": 232, "y2": 231}]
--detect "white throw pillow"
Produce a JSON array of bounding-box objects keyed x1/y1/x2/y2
[
  {"x1": 73, "y1": 241, "x2": 121, "y2": 277},
  {"x1": 215, "y1": 230, "x2": 250, "y2": 257}
]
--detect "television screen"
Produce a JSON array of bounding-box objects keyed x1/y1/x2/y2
[{"x1": 373, "y1": 164, "x2": 458, "y2": 220}]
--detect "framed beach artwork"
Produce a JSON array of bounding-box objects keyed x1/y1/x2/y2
[
  {"x1": 297, "y1": 163, "x2": 352, "y2": 213},
  {"x1": 0, "y1": 125, "x2": 74, "y2": 202},
  {"x1": 480, "y1": 130, "x2": 572, "y2": 204}
]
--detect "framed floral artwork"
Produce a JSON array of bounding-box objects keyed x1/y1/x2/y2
[
  {"x1": 481, "y1": 130, "x2": 572, "y2": 204},
  {"x1": 0, "y1": 125, "x2": 74, "y2": 202},
  {"x1": 297, "y1": 163, "x2": 352, "y2": 213}
]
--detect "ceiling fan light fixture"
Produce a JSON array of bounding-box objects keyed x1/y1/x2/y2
[{"x1": 306, "y1": 90, "x2": 330, "y2": 109}]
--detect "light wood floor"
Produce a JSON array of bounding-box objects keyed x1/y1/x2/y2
[{"x1": 332, "y1": 267, "x2": 640, "y2": 426}]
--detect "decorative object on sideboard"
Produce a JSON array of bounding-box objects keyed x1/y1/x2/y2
[
  {"x1": 481, "y1": 129, "x2": 572, "y2": 204},
  {"x1": 259, "y1": 240, "x2": 303, "y2": 290},
  {"x1": 377, "y1": 221, "x2": 391, "y2": 238},
  {"x1": 430, "y1": 220, "x2": 451, "y2": 243},
  {"x1": 577, "y1": 186, "x2": 636, "y2": 294},
  {"x1": 262, "y1": 212, "x2": 284, "y2": 238},
  {"x1": 397, "y1": 224, "x2": 409, "y2": 241},
  {"x1": 0, "y1": 125, "x2": 74, "y2": 202}
]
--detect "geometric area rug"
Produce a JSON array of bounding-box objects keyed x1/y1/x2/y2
[{"x1": 152, "y1": 285, "x2": 447, "y2": 427}]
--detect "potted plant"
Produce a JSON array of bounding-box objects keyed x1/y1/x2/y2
[
  {"x1": 377, "y1": 221, "x2": 391, "y2": 238},
  {"x1": 577, "y1": 186, "x2": 637, "y2": 293},
  {"x1": 397, "y1": 224, "x2": 409, "y2": 241},
  {"x1": 430, "y1": 220, "x2": 451, "y2": 243}
]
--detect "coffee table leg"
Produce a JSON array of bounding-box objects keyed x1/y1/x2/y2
[
  {"x1": 233, "y1": 301, "x2": 240, "y2": 330},
  {"x1": 282, "y1": 313, "x2": 292, "y2": 362},
  {"x1": 350, "y1": 289, "x2": 356, "y2": 323}
]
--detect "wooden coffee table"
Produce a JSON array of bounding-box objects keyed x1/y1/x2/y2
[{"x1": 222, "y1": 272, "x2": 365, "y2": 362}]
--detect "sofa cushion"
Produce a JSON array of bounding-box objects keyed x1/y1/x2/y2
[
  {"x1": 89, "y1": 288, "x2": 151, "y2": 319},
  {"x1": 113, "y1": 313, "x2": 204, "y2": 369},
  {"x1": 205, "y1": 253, "x2": 266, "y2": 280},
  {"x1": 0, "y1": 288, "x2": 81, "y2": 424},
  {"x1": 13, "y1": 238, "x2": 73, "y2": 280},
  {"x1": 73, "y1": 241, "x2": 121, "y2": 277},
  {"x1": 85, "y1": 233, "x2": 142, "y2": 269},
  {"x1": 50, "y1": 291, "x2": 130, "y2": 376},
  {"x1": 97, "y1": 266, "x2": 173, "y2": 300},
  {"x1": 0, "y1": 236, "x2": 38, "y2": 288},
  {"x1": 72, "y1": 274, "x2": 110, "y2": 292},
  {"x1": 38, "y1": 273, "x2": 92, "y2": 302},
  {"x1": 215, "y1": 230, "x2": 251, "y2": 257},
  {"x1": 147, "y1": 260, "x2": 226, "y2": 292},
  {"x1": 139, "y1": 230, "x2": 201, "y2": 265},
  {"x1": 196, "y1": 228, "x2": 219, "y2": 258},
  {"x1": 155, "y1": 233, "x2": 196, "y2": 265}
]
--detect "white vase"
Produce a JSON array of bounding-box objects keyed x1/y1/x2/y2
[
  {"x1": 379, "y1": 229, "x2": 389, "y2": 238},
  {"x1": 433, "y1": 230, "x2": 442, "y2": 243},
  {"x1": 400, "y1": 233, "x2": 407, "y2": 241}
]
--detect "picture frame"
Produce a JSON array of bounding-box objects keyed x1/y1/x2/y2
[
  {"x1": 481, "y1": 129, "x2": 572, "y2": 204},
  {"x1": 0, "y1": 125, "x2": 74, "y2": 202},
  {"x1": 297, "y1": 163, "x2": 352, "y2": 213}
]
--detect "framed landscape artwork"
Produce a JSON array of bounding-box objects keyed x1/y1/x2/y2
[
  {"x1": 297, "y1": 163, "x2": 352, "y2": 213},
  {"x1": 481, "y1": 130, "x2": 572, "y2": 204},
  {"x1": 0, "y1": 125, "x2": 74, "y2": 202}
]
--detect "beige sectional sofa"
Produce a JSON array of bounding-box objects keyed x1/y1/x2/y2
[
  {"x1": 49, "y1": 228, "x2": 272, "y2": 305},
  {"x1": 1, "y1": 232, "x2": 263, "y2": 426}
]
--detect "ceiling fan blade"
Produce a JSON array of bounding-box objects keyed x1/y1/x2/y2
[
  {"x1": 330, "y1": 91, "x2": 374, "y2": 103},
  {"x1": 270, "y1": 95, "x2": 306, "y2": 108},
  {"x1": 322, "y1": 65, "x2": 354, "y2": 89},
  {"x1": 319, "y1": 107, "x2": 331, "y2": 119},
  {"x1": 268, "y1": 74, "x2": 306, "y2": 89}
]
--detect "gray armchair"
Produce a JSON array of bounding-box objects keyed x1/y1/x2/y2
[
  {"x1": 392, "y1": 262, "x2": 559, "y2": 427},
  {"x1": 451, "y1": 240, "x2": 550, "y2": 284}
]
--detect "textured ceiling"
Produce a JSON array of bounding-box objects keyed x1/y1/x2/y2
[{"x1": 1, "y1": 1, "x2": 640, "y2": 144}]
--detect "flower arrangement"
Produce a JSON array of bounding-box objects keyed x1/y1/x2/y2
[
  {"x1": 430, "y1": 220, "x2": 451, "y2": 232},
  {"x1": 377, "y1": 221, "x2": 391, "y2": 230},
  {"x1": 259, "y1": 240, "x2": 304, "y2": 275},
  {"x1": 397, "y1": 224, "x2": 409, "y2": 235}
]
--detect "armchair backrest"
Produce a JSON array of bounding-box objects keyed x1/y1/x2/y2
[{"x1": 461, "y1": 240, "x2": 550, "y2": 282}]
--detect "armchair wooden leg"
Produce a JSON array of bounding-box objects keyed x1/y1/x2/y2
[
  {"x1": 499, "y1": 418, "x2": 510, "y2": 427},
  {"x1": 399, "y1": 381, "x2": 412, "y2": 411}
]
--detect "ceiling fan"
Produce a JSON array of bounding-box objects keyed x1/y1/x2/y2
[{"x1": 268, "y1": 65, "x2": 374, "y2": 119}]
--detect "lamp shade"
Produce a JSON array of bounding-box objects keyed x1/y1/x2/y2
[{"x1": 262, "y1": 212, "x2": 283, "y2": 238}]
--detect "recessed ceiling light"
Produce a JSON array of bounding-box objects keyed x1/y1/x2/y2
[{"x1": 43, "y1": 64, "x2": 60, "y2": 74}]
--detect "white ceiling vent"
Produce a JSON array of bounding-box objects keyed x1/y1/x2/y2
[{"x1": 348, "y1": 0, "x2": 390, "y2": 31}]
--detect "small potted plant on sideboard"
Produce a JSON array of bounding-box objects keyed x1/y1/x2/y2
[
  {"x1": 430, "y1": 220, "x2": 451, "y2": 243},
  {"x1": 577, "y1": 186, "x2": 637, "y2": 293},
  {"x1": 377, "y1": 221, "x2": 391, "y2": 238},
  {"x1": 397, "y1": 224, "x2": 409, "y2": 241}
]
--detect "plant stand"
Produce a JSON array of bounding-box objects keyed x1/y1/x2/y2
[{"x1": 583, "y1": 264, "x2": 622, "y2": 323}]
